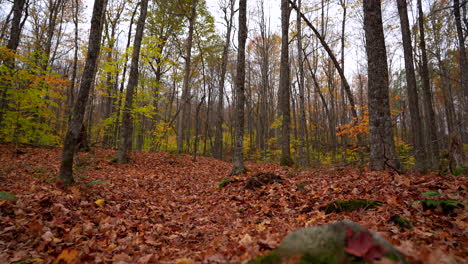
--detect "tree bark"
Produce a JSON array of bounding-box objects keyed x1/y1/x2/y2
[
  {"x1": 396, "y1": 0, "x2": 428, "y2": 172},
  {"x1": 417, "y1": 0, "x2": 440, "y2": 169},
  {"x1": 363, "y1": 0, "x2": 400, "y2": 171},
  {"x1": 231, "y1": 0, "x2": 247, "y2": 175},
  {"x1": 117, "y1": 0, "x2": 149, "y2": 163},
  {"x1": 279, "y1": 0, "x2": 292, "y2": 166},
  {"x1": 177, "y1": 0, "x2": 198, "y2": 153},
  {"x1": 214, "y1": 0, "x2": 235, "y2": 160},
  {"x1": 453, "y1": 0, "x2": 468, "y2": 110},
  {"x1": 296, "y1": 0, "x2": 307, "y2": 166},
  {"x1": 58, "y1": 0, "x2": 107, "y2": 185}
]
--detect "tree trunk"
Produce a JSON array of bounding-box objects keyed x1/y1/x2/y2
[
  {"x1": 417, "y1": 0, "x2": 440, "y2": 169},
  {"x1": 214, "y1": 0, "x2": 235, "y2": 159},
  {"x1": 279, "y1": 0, "x2": 292, "y2": 166},
  {"x1": 231, "y1": 0, "x2": 247, "y2": 175},
  {"x1": 296, "y1": 0, "x2": 307, "y2": 166},
  {"x1": 177, "y1": 0, "x2": 198, "y2": 153},
  {"x1": 396, "y1": 0, "x2": 428, "y2": 172},
  {"x1": 117, "y1": 0, "x2": 149, "y2": 163},
  {"x1": 363, "y1": 0, "x2": 400, "y2": 171},
  {"x1": 58, "y1": 0, "x2": 107, "y2": 185},
  {"x1": 453, "y1": 0, "x2": 468, "y2": 112}
]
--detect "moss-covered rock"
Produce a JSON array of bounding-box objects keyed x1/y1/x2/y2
[
  {"x1": 389, "y1": 215, "x2": 413, "y2": 230},
  {"x1": 218, "y1": 176, "x2": 240, "y2": 188},
  {"x1": 251, "y1": 220, "x2": 407, "y2": 264},
  {"x1": 321, "y1": 200, "x2": 382, "y2": 214}
]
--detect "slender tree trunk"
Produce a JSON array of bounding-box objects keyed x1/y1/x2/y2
[
  {"x1": 113, "y1": 3, "x2": 139, "y2": 148},
  {"x1": 231, "y1": 0, "x2": 247, "y2": 175},
  {"x1": 67, "y1": 0, "x2": 79, "y2": 120},
  {"x1": 454, "y1": 0, "x2": 468, "y2": 109},
  {"x1": 396, "y1": 0, "x2": 428, "y2": 172},
  {"x1": 363, "y1": 0, "x2": 399, "y2": 171},
  {"x1": 177, "y1": 0, "x2": 198, "y2": 153},
  {"x1": 117, "y1": 0, "x2": 149, "y2": 163},
  {"x1": 417, "y1": 0, "x2": 440, "y2": 169},
  {"x1": 279, "y1": 0, "x2": 292, "y2": 166},
  {"x1": 58, "y1": 0, "x2": 107, "y2": 185},
  {"x1": 296, "y1": 0, "x2": 307, "y2": 166},
  {"x1": 214, "y1": 0, "x2": 235, "y2": 159},
  {"x1": 339, "y1": 0, "x2": 347, "y2": 164}
]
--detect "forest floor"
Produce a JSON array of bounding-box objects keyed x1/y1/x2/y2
[{"x1": 0, "y1": 145, "x2": 466, "y2": 264}]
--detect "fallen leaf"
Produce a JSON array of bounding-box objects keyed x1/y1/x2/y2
[
  {"x1": 54, "y1": 249, "x2": 79, "y2": 264},
  {"x1": 94, "y1": 199, "x2": 104, "y2": 207}
]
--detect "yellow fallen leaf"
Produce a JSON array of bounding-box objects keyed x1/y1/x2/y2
[
  {"x1": 54, "y1": 249, "x2": 79, "y2": 264},
  {"x1": 95, "y1": 199, "x2": 104, "y2": 207},
  {"x1": 175, "y1": 258, "x2": 193, "y2": 264},
  {"x1": 27, "y1": 258, "x2": 44, "y2": 263},
  {"x1": 257, "y1": 222, "x2": 266, "y2": 231}
]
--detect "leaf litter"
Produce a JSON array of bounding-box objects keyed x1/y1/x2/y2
[{"x1": 0, "y1": 145, "x2": 466, "y2": 263}]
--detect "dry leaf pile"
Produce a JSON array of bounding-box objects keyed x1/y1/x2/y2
[{"x1": 0, "y1": 145, "x2": 466, "y2": 263}]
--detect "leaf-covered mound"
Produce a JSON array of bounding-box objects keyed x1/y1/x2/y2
[{"x1": 0, "y1": 145, "x2": 466, "y2": 263}]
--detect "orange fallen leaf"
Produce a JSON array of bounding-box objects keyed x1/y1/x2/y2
[{"x1": 54, "y1": 249, "x2": 79, "y2": 264}]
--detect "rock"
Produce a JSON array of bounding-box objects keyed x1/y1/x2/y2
[{"x1": 249, "y1": 220, "x2": 407, "y2": 264}]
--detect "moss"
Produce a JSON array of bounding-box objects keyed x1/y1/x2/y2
[
  {"x1": 280, "y1": 156, "x2": 294, "y2": 167},
  {"x1": 322, "y1": 200, "x2": 382, "y2": 214},
  {"x1": 247, "y1": 251, "x2": 281, "y2": 264},
  {"x1": 297, "y1": 182, "x2": 308, "y2": 190},
  {"x1": 420, "y1": 199, "x2": 464, "y2": 214},
  {"x1": 389, "y1": 215, "x2": 413, "y2": 229},
  {"x1": 218, "y1": 177, "x2": 240, "y2": 188}
]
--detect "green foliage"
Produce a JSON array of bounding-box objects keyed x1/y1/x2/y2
[
  {"x1": 0, "y1": 191, "x2": 17, "y2": 201},
  {"x1": 422, "y1": 191, "x2": 443, "y2": 198},
  {"x1": 280, "y1": 156, "x2": 294, "y2": 167},
  {"x1": 0, "y1": 47, "x2": 65, "y2": 146}
]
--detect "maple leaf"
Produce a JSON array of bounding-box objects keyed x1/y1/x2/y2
[{"x1": 345, "y1": 228, "x2": 385, "y2": 260}]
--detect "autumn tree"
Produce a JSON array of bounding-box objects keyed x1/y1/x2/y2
[
  {"x1": 279, "y1": 0, "x2": 292, "y2": 166},
  {"x1": 417, "y1": 0, "x2": 440, "y2": 169},
  {"x1": 0, "y1": 0, "x2": 27, "y2": 125},
  {"x1": 363, "y1": 0, "x2": 399, "y2": 171},
  {"x1": 58, "y1": 0, "x2": 107, "y2": 185},
  {"x1": 117, "y1": 0, "x2": 149, "y2": 163},
  {"x1": 396, "y1": 0, "x2": 428, "y2": 172},
  {"x1": 213, "y1": 0, "x2": 235, "y2": 160},
  {"x1": 177, "y1": 0, "x2": 198, "y2": 153},
  {"x1": 231, "y1": 0, "x2": 247, "y2": 175}
]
